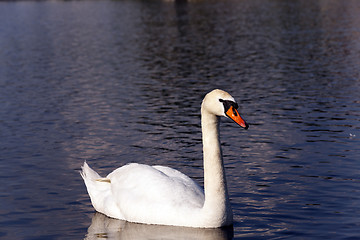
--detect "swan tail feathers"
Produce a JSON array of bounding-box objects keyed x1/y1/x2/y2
[
  {"x1": 80, "y1": 161, "x2": 101, "y2": 181},
  {"x1": 80, "y1": 161, "x2": 112, "y2": 214}
]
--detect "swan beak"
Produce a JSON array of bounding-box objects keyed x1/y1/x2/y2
[{"x1": 225, "y1": 106, "x2": 249, "y2": 130}]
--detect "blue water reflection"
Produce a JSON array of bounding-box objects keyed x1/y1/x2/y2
[
  {"x1": 86, "y1": 212, "x2": 233, "y2": 240},
  {"x1": 0, "y1": 0, "x2": 359, "y2": 239}
]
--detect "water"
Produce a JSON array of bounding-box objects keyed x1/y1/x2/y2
[{"x1": 1, "y1": 0, "x2": 360, "y2": 239}]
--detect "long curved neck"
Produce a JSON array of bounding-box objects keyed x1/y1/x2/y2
[{"x1": 201, "y1": 108, "x2": 232, "y2": 226}]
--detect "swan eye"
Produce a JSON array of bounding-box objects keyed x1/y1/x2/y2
[{"x1": 219, "y1": 99, "x2": 238, "y2": 112}]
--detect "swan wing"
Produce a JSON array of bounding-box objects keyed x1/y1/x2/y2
[
  {"x1": 107, "y1": 163, "x2": 204, "y2": 225},
  {"x1": 153, "y1": 165, "x2": 204, "y2": 206}
]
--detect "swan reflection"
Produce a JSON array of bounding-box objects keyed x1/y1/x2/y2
[{"x1": 85, "y1": 212, "x2": 234, "y2": 240}]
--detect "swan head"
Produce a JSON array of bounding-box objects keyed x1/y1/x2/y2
[{"x1": 202, "y1": 89, "x2": 249, "y2": 129}]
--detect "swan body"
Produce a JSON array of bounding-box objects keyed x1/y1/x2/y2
[{"x1": 81, "y1": 89, "x2": 248, "y2": 228}]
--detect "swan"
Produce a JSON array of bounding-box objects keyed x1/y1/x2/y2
[{"x1": 81, "y1": 89, "x2": 249, "y2": 228}]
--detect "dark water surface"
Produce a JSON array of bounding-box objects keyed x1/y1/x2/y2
[{"x1": 1, "y1": 0, "x2": 360, "y2": 239}]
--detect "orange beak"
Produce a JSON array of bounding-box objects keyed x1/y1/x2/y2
[{"x1": 225, "y1": 106, "x2": 249, "y2": 129}]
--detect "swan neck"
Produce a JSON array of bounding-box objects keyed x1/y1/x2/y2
[{"x1": 201, "y1": 109, "x2": 232, "y2": 225}]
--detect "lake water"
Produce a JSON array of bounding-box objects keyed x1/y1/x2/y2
[{"x1": 1, "y1": 0, "x2": 360, "y2": 239}]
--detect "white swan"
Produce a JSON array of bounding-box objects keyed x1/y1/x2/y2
[{"x1": 81, "y1": 89, "x2": 249, "y2": 228}]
